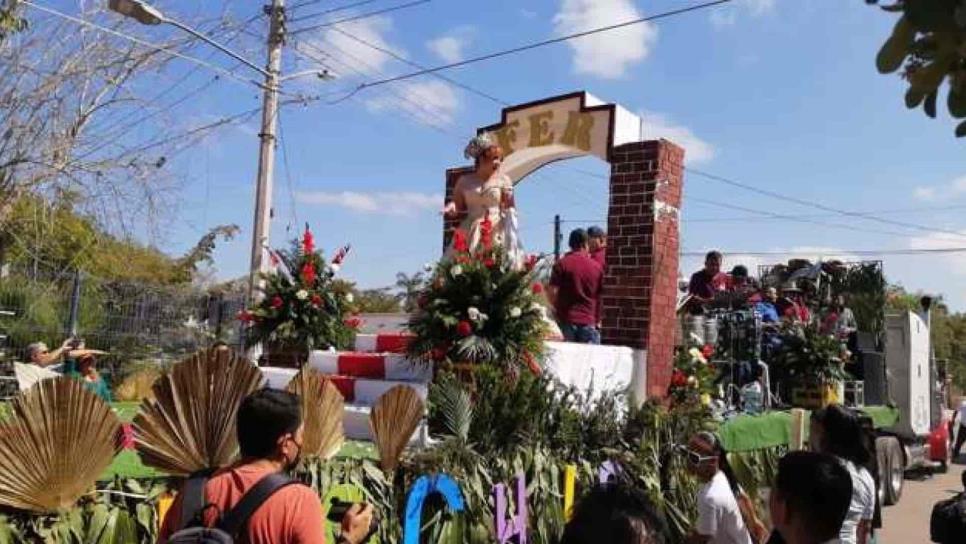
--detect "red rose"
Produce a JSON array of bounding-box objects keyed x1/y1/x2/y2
[
  {"x1": 532, "y1": 283, "x2": 544, "y2": 295},
  {"x1": 452, "y1": 229, "x2": 469, "y2": 253},
  {"x1": 671, "y1": 370, "x2": 687, "y2": 387},
  {"x1": 456, "y1": 320, "x2": 473, "y2": 337},
  {"x1": 237, "y1": 310, "x2": 254, "y2": 323},
  {"x1": 301, "y1": 262, "x2": 317, "y2": 285},
  {"x1": 345, "y1": 316, "x2": 363, "y2": 330},
  {"x1": 302, "y1": 226, "x2": 315, "y2": 254},
  {"x1": 480, "y1": 218, "x2": 493, "y2": 249},
  {"x1": 701, "y1": 344, "x2": 715, "y2": 359},
  {"x1": 431, "y1": 346, "x2": 448, "y2": 361},
  {"x1": 271, "y1": 296, "x2": 284, "y2": 309},
  {"x1": 484, "y1": 257, "x2": 496, "y2": 268},
  {"x1": 310, "y1": 294, "x2": 322, "y2": 307}
]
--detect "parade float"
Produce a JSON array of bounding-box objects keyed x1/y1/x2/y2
[{"x1": 0, "y1": 92, "x2": 939, "y2": 543}]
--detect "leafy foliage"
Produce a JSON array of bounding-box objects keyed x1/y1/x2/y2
[
  {"x1": 407, "y1": 230, "x2": 547, "y2": 372},
  {"x1": 866, "y1": 0, "x2": 966, "y2": 137},
  {"x1": 773, "y1": 324, "x2": 851, "y2": 385},
  {"x1": 241, "y1": 227, "x2": 354, "y2": 352},
  {"x1": 668, "y1": 347, "x2": 718, "y2": 407}
]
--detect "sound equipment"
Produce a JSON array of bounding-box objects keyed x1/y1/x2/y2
[{"x1": 862, "y1": 351, "x2": 888, "y2": 405}]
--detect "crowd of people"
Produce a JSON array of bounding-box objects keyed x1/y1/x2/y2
[{"x1": 145, "y1": 385, "x2": 885, "y2": 544}]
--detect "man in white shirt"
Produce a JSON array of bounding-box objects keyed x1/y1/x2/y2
[
  {"x1": 769, "y1": 451, "x2": 852, "y2": 544},
  {"x1": 685, "y1": 432, "x2": 752, "y2": 544}
]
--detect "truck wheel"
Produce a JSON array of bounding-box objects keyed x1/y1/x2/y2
[
  {"x1": 875, "y1": 437, "x2": 890, "y2": 506},
  {"x1": 884, "y1": 438, "x2": 904, "y2": 505}
]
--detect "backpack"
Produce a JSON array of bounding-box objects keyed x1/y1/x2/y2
[
  {"x1": 167, "y1": 472, "x2": 296, "y2": 544},
  {"x1": 930, "y1": 491, "x2": 966, "y2": 543}
]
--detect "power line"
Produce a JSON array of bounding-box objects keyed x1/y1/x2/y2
[
  {"x1": 20, "y1": 1, "x2": 265, "y2": 91},
  {"x1": 326, "y1": 25, "x2": 510, "y2": 106},
  {"x1": 682, "y1": 203, "x2": 966, "y2": 223},
  {"x1": 331, "y1": 0, "x2": 732, "y2": 99},
  {"x1": 680, "y1": 247, "x2": 966, "y2": 258},
  {"x1": 289, "y1": 0, "x2": 386, "y2": 24},
  {"x1": 685, "y1": 167, "x2": 966, "y2": 241},
  {"x1": 289, "y1": 0, "x2": 431, "y2": 35}
]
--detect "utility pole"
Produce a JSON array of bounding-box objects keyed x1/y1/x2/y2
[
  {"x1": 553, "y1": 214, "x2": 562, "y2": 261},
  {"x1": 248, "y1": 0, "x2": 285, "y2": 304}
]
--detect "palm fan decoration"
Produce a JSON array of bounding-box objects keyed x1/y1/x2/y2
[
  {"x1": 369, "y1": 385, "x2": 424, "y2": 471},
  {"x1": 285, "y1": 369, "x2": 345, "y2": 460},
  {"x1": 133, "y1": 348, "x2": 263, "y2": 475},
  {"x1": 0, "y1": 377, "x2": 120, "y2": 512}
]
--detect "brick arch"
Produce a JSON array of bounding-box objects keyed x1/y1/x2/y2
[{"x1": 443, "y1": 129, "x2": 684, "y2": 400}]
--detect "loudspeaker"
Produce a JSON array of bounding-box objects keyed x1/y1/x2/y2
[
  {"x1": 856, "y1": 332, "x2": 877, "y2": 352},
  {"x1": 862, "y1": 352, "x2": 887, "y2": 406}
]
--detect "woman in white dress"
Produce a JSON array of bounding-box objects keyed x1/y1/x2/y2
[{"x1": 443, "y1": 133, "x2": 525, "y2": 269}]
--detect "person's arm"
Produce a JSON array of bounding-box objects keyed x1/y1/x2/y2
[
  {"x1": 687, "y1": 498, "x2": 717, "y2": 544},
  {"x1": 39, "y1": 339, "x2": 74, "y2": 367},
  {"x1": 444, "y1": 178, "x2": 467, "y2": 217}
]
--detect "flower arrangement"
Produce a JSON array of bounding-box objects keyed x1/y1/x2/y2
[
  {"x1": 239, "y1": 225, "x2": 355, "y2": 357},
  {"x1": 668, "y1": 346, "x2": 718, "y2": 407},
  {"x1": 407, "y1": 223, "x2": 548, "y2": 373}
]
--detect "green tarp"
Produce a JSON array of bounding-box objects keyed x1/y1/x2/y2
[{"x1": 719, "y1": 405, "x2": 901, "y2": 452}]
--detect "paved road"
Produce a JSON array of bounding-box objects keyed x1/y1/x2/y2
[{"x1": 878, "y1": 458, "x2": 966, "y2": 544}]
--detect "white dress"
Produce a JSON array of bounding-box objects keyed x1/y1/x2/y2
[{"x1": 449, "y1": 172, "x2": 525, "y2": 269}]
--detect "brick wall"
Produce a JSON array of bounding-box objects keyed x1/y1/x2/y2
[{"x1": 600, "y1": 140, "x2": 684, "y2": 399}]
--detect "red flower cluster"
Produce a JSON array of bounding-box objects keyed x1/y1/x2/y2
[
  {"x1": 452, "y1": 229, "x2": 469, "y2": 253},
  {"x1": 484, "y1": 257, "x2": 496, "y2": 268},
  {"x1": 301, "y1": 262, "x2": 317, "y2": 285},
  {"x1": 456, "y1": 320, "x2": 473, "y2": 337},
  {"x1": 524, "y1": 254, "x2": 539, "y2": 272},
  {"x1": 532, "y1": 283, "x2": 544, "y2": 295},
  {"x1": 271, "y1": 296, "x2": 284, "y2": 310},
  {"x1": 344, "y1": 316, "x2": 363, "y2": 330},
  {"x1": 237, "y1": 310, "x2": 255, "y2": 323},
  {"x1": 310, "y1": 294, "x2": 322, "y2": 307},
  {"x1": 671, "y1": 369, "x2": 688, "y2": 388},
  {"x1": 480, "y1": 217, "x2": 493, "y2": 250},
  {"x1": 302, "y1": 226, "x2": 315, "y2": 255}
]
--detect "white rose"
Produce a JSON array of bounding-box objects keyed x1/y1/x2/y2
[
  {"x1": 509, "y1": 307, "x2": 522, "y2": 318},
  {"x1": 345, "y1": 293, "x2": 354, "y2": 303},
  {"x1": 295, "y1": 290, "x2": 308, "y2": 300},
  {"x1": 479, "y1": 312, "x2": 489, "y2": 322},
  {"x1": 451, "y1": 265, "x2": 463, "y2": 277},
  {"x1": 468, "y1": 307, "x2": 480, "y2": 321}
]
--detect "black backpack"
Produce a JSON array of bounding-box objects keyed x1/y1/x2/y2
[
  {"x1": 930, "y1": 491, "x2": 966, "y2": 544},
  {"x1": 167, "y1": 472, "x2": 296, "y2": 544}
]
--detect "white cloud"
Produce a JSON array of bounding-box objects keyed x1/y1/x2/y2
[
  {"x1": 426, "y1": 28, "x2": 475, "y2": 64},
  {"x1": 640, "y1": 111, "x2": 716, "y2": 164},
  {"x1": 913, "y1": 187, "x2": 937, "y2": 201},
  {"x1": 912, "y1": 174, "x2": 966, "y2": 201},
  {"x1": 708, "y1": 0, "x2": 776, "y2": 28},
  {"x1": 553, "y1": 0, "x2": 657, "y2": 79},
  {"x1": 297, "y1": 191, "x2": 443, "y2": 216},
  {"x1": 365, "y1": 80, "x2": 460, "y2": 127}
]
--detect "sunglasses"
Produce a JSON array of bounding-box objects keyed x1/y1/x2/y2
[{"x1": 678, "y1": 446, "x2": 717, "y2": 465}]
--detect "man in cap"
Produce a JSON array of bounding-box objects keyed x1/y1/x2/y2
[{"x1": 587, "y1": 226, "x2": 607, "y2": 268}]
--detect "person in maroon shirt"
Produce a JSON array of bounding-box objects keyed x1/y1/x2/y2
[
  {"x1": 687, "y1": 250, "x2": 727, "y2": 315},
  {"x1": 587, "y1": 226, "x2": 607, "y2": 268},
  {"x1": 550, "y1": 229, "x2": 604, "y2": 344}
]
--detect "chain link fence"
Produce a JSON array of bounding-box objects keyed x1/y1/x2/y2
[{"x1": 0, "y1": 269, "x2": 247, "y2": 398}]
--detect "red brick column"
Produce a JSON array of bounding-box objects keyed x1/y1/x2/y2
[
  {"x1": 442, "y1": 167, "x2": 473, "y2": 252},
  {"x1": 600, "y1": 140, "x2": 684, "y2": 399}
]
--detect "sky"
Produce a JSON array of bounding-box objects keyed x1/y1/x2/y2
[{"x1": 37, "y1": 0, "x2": 966, "y2": 308}]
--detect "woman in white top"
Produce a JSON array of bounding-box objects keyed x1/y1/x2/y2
[{"x1": 809, "y1": 404, "x2": 876, "y2": 544}]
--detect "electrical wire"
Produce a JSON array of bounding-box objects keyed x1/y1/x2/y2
[
  {"x1": 20, "y1": 1, "x2": 266, "y2": 90},
  {"x1": 277, "y1": 108, "x2": 300, "y2": 230},
  {"x1": 289, "y1": 0, "x2": 431, "y2": 36},
  {"x1": 289, "y1": 0, "x2": 386, "y2": 24},
  {"x1": 329, "y1": 0, "x2": 732, "y2": 99},
  {"x1": 685, "y1": 167, "x2": 966, "y2": 241},
  {"x1": 680, "y1": 247, "x2": 966, "y2": 258}
]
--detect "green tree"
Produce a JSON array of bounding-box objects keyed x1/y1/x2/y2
[
  {"x1": 394, "y1": 271, "x2": 425, "y2": 313},
  {"x1": 0, "y1": 0, "x2": 27, "y2": 42},
  {"x1": 866, "y1": 0, "x2": 966, "y2": 137}
]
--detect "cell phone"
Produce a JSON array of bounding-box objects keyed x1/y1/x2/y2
[{"x1": 326, "y1": 499, "x2": 379, "y2": 542}]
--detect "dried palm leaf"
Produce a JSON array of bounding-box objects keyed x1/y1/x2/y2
[
  {"x1": 133, "y1": 348, "x2": 263, "y2": 475},
  {"x1": 286, "y1": 369, "x2": 344, "y2": 460},
  {"x1": 369, "y1": 385, "x2": 424, "y2": 471},
  {"x1": 114, "y1": 366, "x2": 163, "y2": 402},
  {"x1": 0, "y1": 377, "x2": 120, "y2": 512}
]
